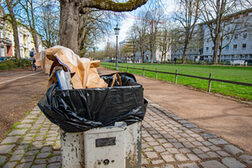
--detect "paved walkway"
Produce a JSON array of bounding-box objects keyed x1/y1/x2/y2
[
  {"x1": 0, "y1": 100, "x2": 252, "y2": 168},
  {"x1": 99, "y1": 67, "x2": 252, "y2": 154}
]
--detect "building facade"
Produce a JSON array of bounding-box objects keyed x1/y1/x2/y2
[
  {"x1": 169, "y1": 8, "x2": 252, "y2": 63},
  {"x1": 0, "y1": 18, "x2": 43, "y2": 58},
  {"x1": 202, "y1": 8, "x2": 252, "y2": 63},
  {"x1": 170, "y1": 25, "x2": 204, "y2": 62}
]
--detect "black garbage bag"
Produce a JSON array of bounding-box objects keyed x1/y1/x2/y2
[{"x1": 38, "y1": 72, "x2": 148, "y2": 132}]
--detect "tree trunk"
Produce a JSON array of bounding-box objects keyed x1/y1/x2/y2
[
  {"x1": 219, "y1": 47, "x2": 222, "y2": 64},
  {"x1": 30, "y1": 0, "x2": 39, "y2": 53},
  {"x1": 6, "y1": 0, "x2": 21, "y2": 59},
  {"x1": 32, "y1": 31, "x2": 39, "y2": 52},
  {"x1": 182, "y1": 43, "x2": 188, "y2": 64},
  {"x1": 213, "y1": 35, "x2": 220, "y2": 64},
  {"x1": 151, "y1": 48, "x2": 154, "y2": 63},
  {"x1": 60, "y1": 1, "x2": 80, "y2": 54},
  {"x1": 11, "y1": 15, "x2": 21, "y2": 59},
  {"x1": 140, "y1": 48, "x2": 144, "y2": 63}
]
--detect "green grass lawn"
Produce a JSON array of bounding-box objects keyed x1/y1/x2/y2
[{"x1": 101, "y1": 63, "x2": 252, "y2": 101}]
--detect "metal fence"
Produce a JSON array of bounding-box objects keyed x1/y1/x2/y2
[{"x1": 102, "y1": 63, "x2": 252, "y2": 93}]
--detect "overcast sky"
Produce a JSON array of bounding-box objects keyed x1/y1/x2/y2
[{"x1": 97, "y1": 0, "x2": 177, "y2": 50}]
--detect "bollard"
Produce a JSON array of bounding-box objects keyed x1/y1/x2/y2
[
  {"x1": 175, "y1": 69, "x2": 178, "y2": 84},
  {"x1": 208, "y1": 73, "x2": 212, "y2": 92},
  {"x1": 142, "y1": 67, "x2": 145, "y2": 76}
]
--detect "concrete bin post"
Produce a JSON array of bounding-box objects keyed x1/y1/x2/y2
[
  {"x1": 60, "y1": 122, "x2": 142, "y2": 168},
  {"x1": 60, "y1": 131, "x2": 84, "y2": 168}
]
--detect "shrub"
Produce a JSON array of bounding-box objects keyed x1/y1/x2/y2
[{"x1": 0, "y1": 59, "x2": 31, "y2": 70}]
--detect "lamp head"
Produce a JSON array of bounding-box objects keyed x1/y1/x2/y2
[{"x1": 114, "y1": 24, "x2": 120, "y2": 36}]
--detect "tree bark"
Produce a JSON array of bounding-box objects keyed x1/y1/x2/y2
[
  {"x1": 219, "y1": 47, "x2": 222, "y2": 64},
  {"x1": 10, "y1": 14, "x2": 21, "y2": 59},
  {"x1": 59, "y1": 0, "x2": 147, "y2": 54},
  {"x1": 80, "y1": 0, "x2": 147, "y2": 12},
  {"x1": 213, "y1": 34, "x2": 220, "y2": 64},
  {"x1": 182, "y1": 39, "x2": 189, "y2": 64},
  {"x1": 31, "y1": 31, "x2": 39, "y2": 52},
  {"x1": 151, "y1": 47, "x2": 154, "y2": 63},
  {"x1": 6, "y1": 0, "x2": 21, "y2": 59},
  {"x1": 141, "y1": 49, "x2": 144, "y2": 63},
  {"x1": 60, "y1": 1, "x2": 80, "y2": 54},
  {"x1": 31, "y1": 1, "x2": 39, "y2": 53}
]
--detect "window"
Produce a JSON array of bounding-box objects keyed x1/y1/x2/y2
[
  {"x1": 0, "y1": 47, "x2": 5, "y2": 57},
  {"x1": 206, "y1": 47, "x2": 209, "y2": 51},
  {"x1": 212, "y1": 47, "x2": 214, "y2": 50},
  {"x1": 242, "y1": 43, "x2": 246, "y2": 49},
  {"x1": 233, "y1": 44, "x2": 237, "y2": 49},
  {"x1": 243, "y1": 33, "x2": 247, "y2": 39}
]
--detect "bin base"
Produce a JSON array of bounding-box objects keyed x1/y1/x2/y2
[
  {"x1": 60, "y1": 131, "x2": 84, "y2": 168},
  {"x1": 60, "y1": 122, "x2": 142, "y2": 168}
]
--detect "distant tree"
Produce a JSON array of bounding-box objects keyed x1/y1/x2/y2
[
  {"x1": 4, "y1": 0, "x2": 21, "y2": 59},
  {"x1": 39, "y1": 1, "x2": 59, "y2": 48},
  {"x1": 144, "y1": 2, "x2": 164, "y2": 63},
  {"x1": 78, "y1": 9, "x2": 113, "y2": 57},
  {"x1": 19, "y1": 0, "x2": 41, "y2": 52},
  {"x1": 174, "y1": 0, "x2": 202, "y2": 64},
  {"x1": 127, "y1": 26, "x2": 138, "y2": 62},
  {"x1": 159, "y1": 22, "x2": 172, "y2": 63},
  {"x1": 129, "y1": 12, "x2": 149, "y2": 63},
  {"x1": 170, "y1": 27, "x2": 184, "y2": 61}
]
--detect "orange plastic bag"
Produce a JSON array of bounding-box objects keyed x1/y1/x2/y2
[{"x1": 35, "y1": 46, "x2": 108, "y2": 89}]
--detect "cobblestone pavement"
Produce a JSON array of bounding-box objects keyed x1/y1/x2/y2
[{"x1": 1, "y1": 100, "x2": 252, "y2": 168}]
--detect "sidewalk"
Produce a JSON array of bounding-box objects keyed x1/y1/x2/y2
[
  {"x1": 1, "y1": 101, "x2": 252, "y2": 168},
  {"x1": 99, "y1": 67, "x2": 252, "y2": 154}
]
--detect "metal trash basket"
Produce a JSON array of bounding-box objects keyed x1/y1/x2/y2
[{"x1": 60, "y1": 122, "x2": 142, "y2": 168}]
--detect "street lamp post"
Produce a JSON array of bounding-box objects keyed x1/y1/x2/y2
[{"x1": 114, "y1": 24, "x2": 120, "y2": 70}]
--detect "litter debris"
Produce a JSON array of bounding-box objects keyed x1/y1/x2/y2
[
  {"x1": 36, "y1": 46, "x2": 147, "y2": 132},
  {"x1": 35, "y1": 45, "x2": 108, "y2": 89}
]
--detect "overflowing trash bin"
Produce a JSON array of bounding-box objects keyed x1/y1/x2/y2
[{"x1": 36, "y1": 46, "x2": 147, "y2": 168}]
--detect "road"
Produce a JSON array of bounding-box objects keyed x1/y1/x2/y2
[{"x1": 0, "y1": 69, "x2": 48, "y2": 141}]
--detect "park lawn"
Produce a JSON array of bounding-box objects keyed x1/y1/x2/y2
[{"x1": 101, "y1": 63, "x2": 252, "y2": 101}]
